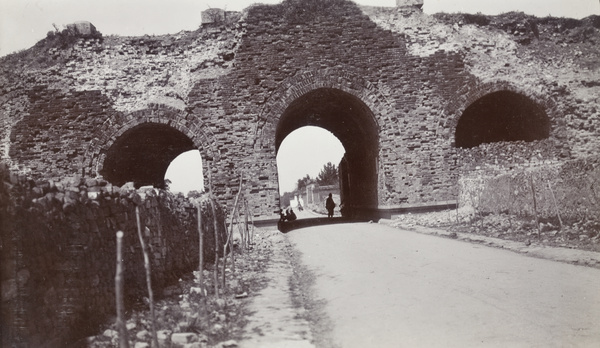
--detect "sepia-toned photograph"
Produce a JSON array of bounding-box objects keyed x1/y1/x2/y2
[{"x1": 1, "y1": 0, "x2": 599, "y2": 347}]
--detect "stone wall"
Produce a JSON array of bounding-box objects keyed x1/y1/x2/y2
[
  {"x1": 222, "y1": 0, "x2": 471, "y2": 213},
  {"x1": 0, "y1": 169, "x2": 227, "y2": 347},
  {"x1": 459, "y1": 157, "x2": 600, "y2": 222},
  {"x1": 0, "y1": 0, "x2": 599, "y2": 220}
]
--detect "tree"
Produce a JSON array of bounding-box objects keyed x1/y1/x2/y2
[
  {"x1": 280, "y1": 192, "x2": 292, "y2": 208},
  {"x1": 316, "y1": 162, "x2": 338, "y2": 186},
  {"x1": 297, "y1": 174, "x2": 313, "y2": 192}
]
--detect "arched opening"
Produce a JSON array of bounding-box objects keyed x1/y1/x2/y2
[
  {"x1": 101, "y1": 123, "x2": 195, "y2": 188},
  {"x1": 455, "y1": 90, "x2": 550, "y2": 148},
  {"x1": 277, "y1": 126, "x2": 345, "y2": 217},
  {"x1": 275, "y1": 88, "x2": 379, "y2": 217},
  {"x1": 164, "y1": 150, "x2": 204, "y2": 195}
]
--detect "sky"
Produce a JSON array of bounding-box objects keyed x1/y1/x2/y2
[
  {"x1": 164, "y1": 150, "x2": 204, "y2": 194},
  {"x1": 277, "y1": 127, "x2": 345, "y2": 193},
  {"x1": 1, "y1": 0, "x2": 598, "y2": 57},
  {"x1": 2, "y1": 0, "x2": 599, "y2": 194}
]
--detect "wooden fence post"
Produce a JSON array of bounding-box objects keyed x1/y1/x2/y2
[
  {"x1": 210, "y1": 198, "x2": 220, "y2": 297},
  {"x1": 115, "y1": 231, "x2": 129, "y2": 348},
  {"x1": 197, "y1": 203, "x2": 204, "y2": 295},
  {"x1": 529, "y1": 175, "x2": 541, "y2": 238},
  {"x1": 547, "y1": 180, "x2": 564, "y2": 231},
  {"x1": 135, "y1": 207, "x2": 159, "y2": 348}
]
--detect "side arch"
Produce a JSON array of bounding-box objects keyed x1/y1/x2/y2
[
  {"x1": 83, "y1": 104, "x2": 218, "y2": 187},
  {"x1": 442, "y1": 81, "x2": 557, "y2": 146}
]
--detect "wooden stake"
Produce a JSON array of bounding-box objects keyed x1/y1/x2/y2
[
  {"x1": 223, "y1": 173, "x2": 243, "y2": 289},
  {"x1": 197, "y1": 203, "x2": 204, "y2": 295},
  {"x1": 222, "y1": 220, "x2": 229, "y2": 291},
  {"x1": 456, "y1": 182, "x2": 460, "y2": 225},
  {"x1": 115, "y1": 231, "x2": 129, "y2": 348},
  {"x1": 547, "y1": 180, "x2": 564, "y2": 231},
  {"x1": 238, "y1": 212, "x2": 245, "y2": 253},
  {"x1": 236, "y1": 212, "x2": 245, "y2": 251},
  {"x1": 135, "y1": 207, "x2": 159, "y2": 348},
  {"x1": 244, "y1": 200, "x2": 249, "y2": 248},
  {"x1": 248, "y1": 204, "x2": 255, "y2": 247},
  {"x1": 210, "y1": 198, "x2": 219, "y2": 297},
  {"x1": 226, "y1": 218, "x2": 236, "y2": 273},
  {"x1": 507, "y1": 180, "x2": 513, "y2": 231},
  {"x1": 206, "y1": 161, "x2": 220, "y2": 297},
  {"x1": 529, "y1": 175, "x2": 541, "y2": 238}
]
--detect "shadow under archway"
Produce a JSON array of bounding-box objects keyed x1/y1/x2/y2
[
  {"x1": 455, "y1": 90, "x2": 550, "y2": 148},
  {"x1": 275, "y1": 87, "x2": 379, "y2": 220},
  {"x1": 278, "y1": 216, "x2": 359, "y2": 233},
  {"x1": 101, "y1": 123, "x2": 196, "y2": 188}
]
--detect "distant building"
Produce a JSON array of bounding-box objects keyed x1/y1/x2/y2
[{"x1": 303, "y1": 183, "x2": 340, "y2": 207}]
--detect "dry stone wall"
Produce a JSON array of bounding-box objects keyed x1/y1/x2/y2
[
  {"x1": 0, "y1": 169, "x2": 227, "y2": 347},
  {"x1": 459, "y1": 157, "x2": 600, "y2": 222}
]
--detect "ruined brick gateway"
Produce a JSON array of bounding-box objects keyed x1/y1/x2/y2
[{"x1": 1, "y1": 0, "x2": 599, "y2": 220}]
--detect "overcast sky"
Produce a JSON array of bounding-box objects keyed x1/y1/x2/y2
[
  {"x1": 1, "y1": 0, "x2": 598, "y2": 57},
  {"x1": 1, "y1": 0, "x2": 598, "y2": 194}
]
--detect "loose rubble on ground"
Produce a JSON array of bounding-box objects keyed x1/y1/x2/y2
[
  {"x1": 85, "y1": 229, "x2": 282, "y2": 348},
  {"x1": 390, "y1": 208, "x2": 600, "y2": 253}
]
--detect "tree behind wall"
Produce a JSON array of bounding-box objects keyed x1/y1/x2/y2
[
  {"x1": 297, "y1": 174, "x2": 313, "y2": 192},
  {"x1": 316, "y1": 162, "x2": 338, "y2": 186}
]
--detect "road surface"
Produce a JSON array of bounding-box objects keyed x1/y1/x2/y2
[{"x1": 285, "y1": 222, "x2": 600, "y2": 348}]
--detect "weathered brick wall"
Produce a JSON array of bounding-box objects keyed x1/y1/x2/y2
[
  {"x1": 209, "y1": 0, "x2": 472, "y2": 212},
  {"x1": 1, "y1": 170, "x2": 227, "y2": 347},
  {"x1": 1, "y1": 0, "x2": 599, "y2": 219}
]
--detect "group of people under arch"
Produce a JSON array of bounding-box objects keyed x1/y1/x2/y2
[{"x1": 280, "y1": 192, "x2": 338, "y2": 222}]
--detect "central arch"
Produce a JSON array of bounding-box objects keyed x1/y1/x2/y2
[{"x1": 276, "y1": 87, "x2": 379, "y2": 216}]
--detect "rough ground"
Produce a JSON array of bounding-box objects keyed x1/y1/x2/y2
[
  {"x1": 389, "y1": 208, "x2": 600, "y2": 254},
  {"x1": 85, "y1": 229, "x2": 277, "y2": 348},
  {"x1": 85, "y1": 208, "x2": 600, "y2": 347}
]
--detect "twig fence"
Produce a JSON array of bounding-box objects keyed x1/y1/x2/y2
[{"x1": 114, "y1": 169, "x2": 255, "y2": 346}]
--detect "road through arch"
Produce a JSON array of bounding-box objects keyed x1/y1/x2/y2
[{"x1": 275, "y1": 87, "x2": 379, "y2": 217}]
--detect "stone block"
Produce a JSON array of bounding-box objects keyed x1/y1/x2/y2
[
  {"x1": 171, "y1": 332, "x2": 199, "y2": 346},
  {"x1": 202, "y1": 8, "x2": 225, "y2": 24},
  {"x1": 66, "y1": 21, "x2": 99, "y2": 37}
]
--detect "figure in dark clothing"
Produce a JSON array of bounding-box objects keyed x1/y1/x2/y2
[
  {"x1": 325, "y1": 193, "x2": 336, "y2": 218},
  {"x1": 286, "y1": 208, "x2": 297, "y2": 221},
  {"x1": 279, "y1": 208, "x2": 286, "y2": 222}
]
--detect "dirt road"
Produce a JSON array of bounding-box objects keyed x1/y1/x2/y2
[{"x1": 285, "y1": 222, "x2": 600, "y2": 347}]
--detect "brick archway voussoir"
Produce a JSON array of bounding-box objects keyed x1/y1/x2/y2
[
  {"x1": 444, "y1": 80, "x2": 556, "y2": 132},
  {"x1": 83, "y1": 104, "x2": 217, "y2": 178},
  {"x1": 255, "y1": 69, "x2": 390, "y2": 150}
]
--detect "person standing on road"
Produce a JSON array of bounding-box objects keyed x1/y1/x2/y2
[{"x1": 325, "y1": 193, "x2": 336, "y2": 218}]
